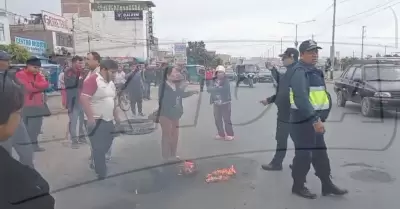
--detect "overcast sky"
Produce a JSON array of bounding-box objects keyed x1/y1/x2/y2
[{"x1": 3, "y1": 0, "x2": 400, "y2": 58}]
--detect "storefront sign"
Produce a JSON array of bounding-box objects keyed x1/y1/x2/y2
[
  {"x1": 114, "y1": 10, "x2": 143, "y2": 21},
  {"x1": 15, "y1": 37, "x2": 47, "y2": 55},
  {"x1": 42, "y1": 11, "x2": 71, "y2": 34},
  {"x1": 91, "y1": 2, "x2": 148, "y2": 11},
  {"x1": 174, "y1": 43, "x2": 187, "y2": 56}
]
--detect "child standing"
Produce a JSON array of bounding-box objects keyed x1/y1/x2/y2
[{"x1": 209, "y1": 65, "x2": 234, "y2": 140}]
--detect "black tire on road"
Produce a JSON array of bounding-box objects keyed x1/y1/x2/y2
[
  {"x1": 337, "y1": 91, "x2": 346, "y2": 107},
  {"x1": 116, "y1": 118, "x2": 156, "y2": 135},
  {"x1": 249, "y1": 79, "x2": 254, "y2": 88},
  {"x1": 118, "y1": 93, "x2": 131, "y2": 111},
  {"x1": 361, "y1": 97, "x2": 375, "y2": 117}
]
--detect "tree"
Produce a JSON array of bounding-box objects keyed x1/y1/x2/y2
[
  {"x1": 187, "y1": 41, "x2": 208, "y2": 65},
  {"x1": 0, "y1": 43, "x2": 30, "y2": 63},
  {"x1": 376, "y1": 53, "x2": 382, "y2": 57}
]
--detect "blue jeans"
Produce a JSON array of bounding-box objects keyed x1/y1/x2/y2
[{"x1": 68, "y1": 106, "x2": 85, "y2": 143}]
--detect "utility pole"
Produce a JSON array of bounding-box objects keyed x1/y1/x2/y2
[
  {"x1": 385, "y1": 45, "x2": 387, "y2": 56},
  {"x1": 295, "y1": 24, "x2": 298, "y2": 48},
  {"x1": 361, "y1": 26, "x2": 366, "y2": 59},
  {"x1": 329, "y1": 0, "x2": 337, "y2": 79},
  {"x1": 280, "y1": 38, "x2": 283, "y2": 53},
  {"x1": 312, "y1": 34, "x2": 314, "y2": 40},
  {"x1": 353, "y1": 51, "x2": 355, "y2": 58},
  {"x1": 87, "y1": 33, "x2": 91, "y2": 52},
  {"x1": 272, "y1": 45, "x2": 275, "y2": 58},
  {"x1": 72, "y1": 17, "x2": 76, "y2": 55}
]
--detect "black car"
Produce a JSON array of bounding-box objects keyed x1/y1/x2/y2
[{"x1": 333, "y1": 61, "x2": 400, "y2": 117}]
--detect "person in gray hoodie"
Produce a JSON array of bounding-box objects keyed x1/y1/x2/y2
[
  {"x1": 0, "y1": 51, "x2": 34, "y2": 168},
  {"x1": 209, "y1": 65, "x2": 234, "y2": 140}
]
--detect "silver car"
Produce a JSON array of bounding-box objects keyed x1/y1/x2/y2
[{"x1": 258, "y1": 68, "x2": 273, "y2": 83}]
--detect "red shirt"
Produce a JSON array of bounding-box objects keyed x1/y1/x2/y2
[
  {"x1": 16, "y1": 69, "x2": 49, "y2": 107},
  {"x1": 205, "y1": 71, "x2": 214, "y2": 80}
]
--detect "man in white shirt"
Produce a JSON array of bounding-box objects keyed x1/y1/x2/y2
[{"x1": 80, "y1": 59, "x2": 120, "y2": 179}]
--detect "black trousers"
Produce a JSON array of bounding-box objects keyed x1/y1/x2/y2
[
  {"x1": 290, "y1": 121, "x2": 331, "y2": 186},
  {"x1": 23, "y1": 116, "x2": 43, "y2": 148},
  {"x1": 270, "y1": 119, "x2": 290, "y2": 165},
  {"x1": 87, "y1": 119, "x2": 115, "y2": 177},
  {"x1": 199, "y1": 78, "x2": 205, "y2": 91},
  {"x1": 130, "y1": 94, "x2": 143, "y2": 114}
]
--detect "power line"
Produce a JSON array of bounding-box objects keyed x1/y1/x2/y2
[
  {"x1": 312, "y1": 0, "x2": 353, "y2": 20},
  {"x1": 337, "y1": 1, "x2": 400, "y2": 26}
]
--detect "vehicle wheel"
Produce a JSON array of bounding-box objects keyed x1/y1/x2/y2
[
  {"x1": 361, "y1": 97, "x2": 374, "y2": 117},
  {"x1": 119, "y1": 93, "x2": 130, "y2": 111},
  {"x1": 336, "y1": 91, "x2": 346, "y2": 107},
  {"x1": 249, "y1": 79, "x2": 254, "y2": 88},
  {"x1": 116, "y1": 118, "x2": 156, "y2": 135}
]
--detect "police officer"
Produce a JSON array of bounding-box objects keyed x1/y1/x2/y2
[
  {"x1": 260, "y1": 48, "x2": 298, "y2": 171},
  {"x1": 289, "y1": 40, "x2": 348, "y2": 199}
]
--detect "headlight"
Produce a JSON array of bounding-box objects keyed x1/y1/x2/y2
[{"x1": 374, "y1": 92, "x2": 391, "y2": 97}]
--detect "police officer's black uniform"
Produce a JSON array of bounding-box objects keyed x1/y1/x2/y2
[
  {"x1": 288, "y1": 40, "x2": 348, "y2": 199},
  {"x1": 261, "y1": 48, "x2": 298, "y2": 171}
]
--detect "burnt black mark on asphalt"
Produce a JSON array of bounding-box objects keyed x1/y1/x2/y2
[{"x1": 349, "y1": 169, "x2": 395, "y2": 183}]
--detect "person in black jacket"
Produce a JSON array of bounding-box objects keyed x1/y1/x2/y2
[
  {"x1": 259, "y1": 48, "x2": 298, "y2": 171},
  {"x1": 0, "y1": 51, "x2": 34, "y2": 168},
  {"x1": 64, "y1": 56, "x2": 86, "y2": 148},
  {"x1": 158, "y1": 66, "x2": 198, "y2": 161},
  {"x1": 0, "y1": 72, "x2": 55, "y2": 209}
]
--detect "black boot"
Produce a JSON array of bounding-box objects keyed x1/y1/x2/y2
[
  {"x1": 292, "y1": 184, "x2": 317, "y2": 199},
  {"x1": 321, "y1": 177, "x2": 348, "y2": 196},
  {"x1": 261, "y1": 162, "x2": 282, "y2": 171}
]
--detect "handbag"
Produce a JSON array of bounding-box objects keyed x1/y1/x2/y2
[{"x1": 22, "y1": 103, "x2": 51, "y2": 118}]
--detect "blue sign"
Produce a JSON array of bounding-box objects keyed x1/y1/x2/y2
[{"x1": 15, "y1": 37, "x2": 47, "y2": 55}]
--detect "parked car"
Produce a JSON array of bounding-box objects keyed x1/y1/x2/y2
[
  {"x1": 10, "y1": 63, "x2": 62, "y2": 93},
  {"x1": 258, "y1": 68, "x2": 273, "y2": 83},
  {"x1": 333, "y1": 60, "x2": 400, "y2": 117}
]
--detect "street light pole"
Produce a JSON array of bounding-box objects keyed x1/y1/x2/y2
[
  {"x1": 329, "y1": 0, "x2": 336, "y2": 80},
  {"x1": 389, "y1": 6, "x2": 398, "y2": 48},
  {"x1": 295, "y1": 24, "x2": 298, "y2": 48},
  {"x1": 278, "y1": 19, "x2": 315, "y2": 49}
]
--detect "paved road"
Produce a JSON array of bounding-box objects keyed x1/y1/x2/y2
[{"x1": 33, "y1": 81, "x2": 400, "y2": 209}]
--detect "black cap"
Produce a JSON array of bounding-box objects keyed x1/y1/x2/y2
[
  {"x1": 299, "y1": 40, "x2": 322, "y2": 53},
  {"x1": 26, "y1": 56, "x2": 41, "y2": 67},
  {"x1": 279, "y1": 48, "x2": 299, "y2": 59},
  {"x1": 0, "y1": 50, "x2": 11, "y2": 61}
]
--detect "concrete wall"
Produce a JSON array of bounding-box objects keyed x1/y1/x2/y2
[
  {"x1": 0, "y1": 13, "x2": 11, "y2": 45},
  {"x1": 64, "y1": 11, "x2": 146, "y2": 57}
]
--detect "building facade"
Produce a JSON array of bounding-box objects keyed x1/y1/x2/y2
[
  {"x1": 62, "y1": 0, "x2": 156, "y2": 59},
  {"x1": 9, "y1": 11, "x2": 73, "y2": 56},
  {"x1": 0, "y1": 10, "x2": 11, "y2": 45}
]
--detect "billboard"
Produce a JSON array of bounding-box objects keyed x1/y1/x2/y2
[
  {"x1": 114, "y1": 10, "x2": 143, "y2": 21},
  {"x1": 91, "y1": 2, "x2": 149, "y2": 11},
  {"x1": 15, "y1": 37, "x2": 47, "y2": 55},
  {"x1": 174, "y1": 43, "x2": 186, "y2": 55},
  {"x1": 42, "y1": 10, "x2": 71, "y2": 34}
]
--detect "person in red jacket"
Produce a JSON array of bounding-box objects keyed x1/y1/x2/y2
[{"x1": 16, "y1": 57, "x2": 49, "y2": 152}]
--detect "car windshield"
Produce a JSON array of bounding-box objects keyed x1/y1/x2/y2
[{"x1": 365, "y1": 66, "x2": 400, "y2": 81}]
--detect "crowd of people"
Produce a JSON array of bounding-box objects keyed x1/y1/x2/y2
[{"x1": 0, "y1": 39, "x2": 350, "y2": 208}]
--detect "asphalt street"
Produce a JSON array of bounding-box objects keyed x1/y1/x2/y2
[{"x1": 36, "y1": 81, "x2": 400, "y2": 209}]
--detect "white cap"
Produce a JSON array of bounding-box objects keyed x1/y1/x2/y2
[{"x1": 216, "y1": 65, "x2": 226, "y2": 73}]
